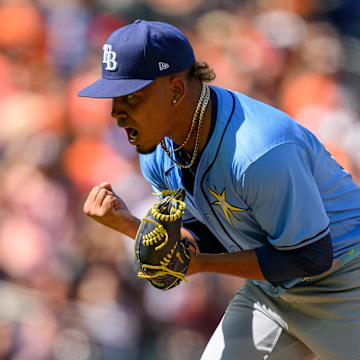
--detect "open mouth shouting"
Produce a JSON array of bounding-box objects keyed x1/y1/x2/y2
[{"x1": 125, "y1": 127, "x2": 139, "y2": 144}]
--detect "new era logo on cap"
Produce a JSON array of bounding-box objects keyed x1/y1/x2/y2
[{"x1": 159, "y1": 62, "x2": 170, "y2": 71}]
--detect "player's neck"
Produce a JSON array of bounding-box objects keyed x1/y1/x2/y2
[
  {"x1": 179, "y1": 82, "x2": 212, "y2": 155},
  {"x1": 182, "y1": 95, "x2": 212, "y2": 155}
]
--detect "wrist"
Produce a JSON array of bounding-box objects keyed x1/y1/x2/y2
[
  {"x1": 115, "y1": 212, "x2": 141, "y2": 238},
  {"x1": 187, "y1": 251, "x2": 206, "y2": 276}
]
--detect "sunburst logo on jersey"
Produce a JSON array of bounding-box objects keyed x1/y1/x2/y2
[{"x1": 208, "y1": 186, "x2": 248, "y2": 226}]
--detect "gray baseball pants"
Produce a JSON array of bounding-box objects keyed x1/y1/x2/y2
[{"x1": 201, "y1": 255, "x2": 360, "y2": 360}]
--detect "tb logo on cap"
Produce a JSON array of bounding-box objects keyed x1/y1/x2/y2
[{"x1": 103, "y1": 44, "x2": 118, "y2": 71}]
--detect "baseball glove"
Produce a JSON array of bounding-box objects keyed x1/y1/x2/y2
[{"x1": 134, "y1": 188, "x2": 191, "y2": 290}]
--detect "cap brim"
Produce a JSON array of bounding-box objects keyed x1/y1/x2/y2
[{"x1": 77, "y1": 78, "x2": 154, "y2": 98}]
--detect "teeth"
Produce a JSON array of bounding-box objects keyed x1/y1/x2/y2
[{"x1": 129, "y1": 128, "x2": 138, "y2": 141}]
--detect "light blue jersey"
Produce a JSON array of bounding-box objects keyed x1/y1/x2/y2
[{"x1": 140, "y1": 85, "x2": 360, "y2": 296}]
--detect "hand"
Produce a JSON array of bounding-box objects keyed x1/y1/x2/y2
[
  {"x1": 83, "y1": 182, "x2": 140, "y2": 238},
  {"x1": 181, "y1": 228, "x2": 200, "y2": 253},
  {"x1": 179, "y1": 228, "x2": 200, "y2": 277}
]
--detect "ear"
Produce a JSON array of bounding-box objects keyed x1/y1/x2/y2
[{"x1": 169, "y1": 75, "x2": 186, "y2": 106}]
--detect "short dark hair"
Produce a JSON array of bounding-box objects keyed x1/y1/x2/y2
[{"x1": 186, "y1": 61, "x2": 216, "y2": 82}]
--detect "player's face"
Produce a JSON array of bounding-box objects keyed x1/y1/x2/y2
[{"x1": 111, "y1": 78, "x2": 176, "y2": 154}]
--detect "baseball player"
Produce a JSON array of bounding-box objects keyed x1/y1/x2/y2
[{"x1": 80, "y1": 20, "x2": 360, "y2": 360}]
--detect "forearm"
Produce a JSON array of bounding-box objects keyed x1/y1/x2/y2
[
  {"x1": 188, "y1": 249, "x2": 266, "y2": 281},
  {"x1": 187, "y1": 235, "x2": 333, "y2": 284}
]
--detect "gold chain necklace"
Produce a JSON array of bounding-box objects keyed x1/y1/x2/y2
[
  {"x1": 161, "y1": 83, "x2": 207, "y2": 154},
  {"x1": 161, "y1": 84, "x2": 210, "y2": 169}
]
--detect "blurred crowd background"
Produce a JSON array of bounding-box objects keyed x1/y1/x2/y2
[{"x1": 0, "y1": 0, "x2": 360, "y2": 359}]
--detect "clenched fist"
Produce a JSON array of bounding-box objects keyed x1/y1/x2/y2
[{"x1": 83, "y1": 182, "x2": 140, "y2": 238}]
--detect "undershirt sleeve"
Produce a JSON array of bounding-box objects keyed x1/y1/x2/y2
[{"x1": 255, "y1": 233, "x2": 333, "y2": 286}]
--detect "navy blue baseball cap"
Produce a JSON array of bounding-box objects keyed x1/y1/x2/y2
[{"x1": 78, "y1": 19, "x2": 195, "y2": 98}]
